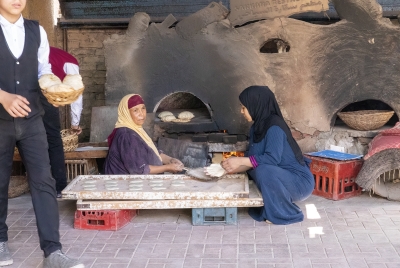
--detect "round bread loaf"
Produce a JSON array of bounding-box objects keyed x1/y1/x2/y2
[
  {"x1": 161, "y1": 115, "x2": 176, "y2": 122},
  {"x1": 178, "y1": 111, "x2": 195, "y2": 120},
  {"x1": 39, "y1": 74, "x2": 62, "y2": 90},
  {"x1": 63, "y1": 74, "x2": 84, "y2": 91},
  {"x1": 46, "y1": 83, "x2": 74, "y2": 93},
  {"x1": 158, "y1": 111, "x2": 174, "y2": 119}
]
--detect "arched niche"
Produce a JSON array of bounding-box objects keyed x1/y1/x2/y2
[
  {"x1": 153, "y1": 92, "x2": 218, "y2": 133},
  {"x1": 333, "y1": 99, "x2": 398, "y2": 129}
]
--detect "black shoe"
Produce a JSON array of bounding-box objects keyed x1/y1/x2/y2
[{"x1": 56, "y1": 191, "x2": 62, "y2": 199}]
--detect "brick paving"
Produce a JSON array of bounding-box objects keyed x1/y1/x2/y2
[{"x1": 4, "y1": 192, "x2": 400, "y2": 268}]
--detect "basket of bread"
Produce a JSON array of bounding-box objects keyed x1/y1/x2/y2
[{"x1": 39, "y1": 74, "x2": 84, "y2": 106}]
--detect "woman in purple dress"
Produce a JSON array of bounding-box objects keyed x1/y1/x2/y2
[
  {"x1": 104, "y1": 94, "x2": 183, "y2": 175},
  {"x1": 221, "y1": 86, "x2": 314, "y2": 225}
]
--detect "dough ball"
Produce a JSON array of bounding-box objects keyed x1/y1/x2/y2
[
  {"x1": 178, "y1": 111, "x2": 195, "y2": 120},
  {"x1": 158, "y1": 111, "x2": 174, "y2": 119},
  {"x1": 63, "y1": 74, "x2": 84, "y2": 91},
  {"x1": 39, "y1": 74, "x2": 62, "y2": 90},
  {"x1": 161, "y1": 115, "x2": 176, "y2": 122}
]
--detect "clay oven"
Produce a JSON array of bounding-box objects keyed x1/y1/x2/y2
[{"x1": 103, "y1": 0, "x2": 400, "y2": 153}]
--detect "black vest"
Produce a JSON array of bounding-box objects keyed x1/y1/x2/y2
[{"x1": 0, "y1": 19, "x2": 43, "y2": 120}]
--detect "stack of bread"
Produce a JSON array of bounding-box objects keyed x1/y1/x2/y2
[{"x1": 39, "y1": 74, "x2": 84, "y2": 105}]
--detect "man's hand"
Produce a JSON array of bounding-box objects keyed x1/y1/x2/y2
[
  {"x1": 71, "y1": 125, "x2": 82, "y2": 135},
  {"x1": 0, "y1": 90, "x2": 30, "y2": 117}
]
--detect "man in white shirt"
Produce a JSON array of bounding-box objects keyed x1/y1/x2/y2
[
  {"x1": 42, "y1": 46, "x2": 83, "y2": 197},
  {"x1": 0, "y1": 0, "x2": 84, "y2": 267}
]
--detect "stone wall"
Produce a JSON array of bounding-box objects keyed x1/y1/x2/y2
[{"x1": 55, "y1": 27, "x2": 126, "y2": 141}]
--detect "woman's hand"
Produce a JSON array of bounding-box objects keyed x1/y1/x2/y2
[
  {"x1": 221, "y1": 157, "x2": 253, "y2": 174},
  {"x1": 165, "y1": 163, "x2": 183, "y2": 173},
  {"x1": 221, "y1": 157, "x2": 242, "y2": 173},
  {"x1": 169, "y1": 158, "x2": 183, "y2": 168},
  {"x1": 159, "y1": 154, "x2": 184, "y2": 173}
]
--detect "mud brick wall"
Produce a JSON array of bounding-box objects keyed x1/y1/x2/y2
[{"x1": 55, "y1": 28, "x2": 126, "y2": 141}]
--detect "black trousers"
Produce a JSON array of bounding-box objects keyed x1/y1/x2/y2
[
  {"x1": 40, "y1": 94, "x2": 67, "y2": 192},
  {"x1": 0, "y1": 115, "x2": 61, "y2": 257}
]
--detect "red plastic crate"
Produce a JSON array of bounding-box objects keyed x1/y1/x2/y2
[
  {"x1": 306, "y1": 156, "x2": 363, "y2": 200},
  {"x1": 74, "y1": 209, "x2": 137, "y2": 230}
]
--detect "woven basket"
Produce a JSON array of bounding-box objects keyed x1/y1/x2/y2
[
  {"x1": 41, "y1": 87, "x2": 84, "y2": 106},
  {"x1": 337, "y1": 110, "x2": 395, "y2": 131},
  {"x1": 61, "y1": 129, "x2": 78, "y2": 152},
  {"x1": 9, "y1": 176, "x2": 29, "y2": 198}
]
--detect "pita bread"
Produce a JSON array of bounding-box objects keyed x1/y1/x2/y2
[
  {"x1": 204, "y1": 164, "x2": 226, "y2": 177},
  {"x1": 39, "y1": 74, "x2": 62, "y2": 90},
  {"x1": 178, "y1": 111, "x2": 195, "y2": 120},
  {"x1": 63, "y1": 74, "x2": 84, "y2": 91},
  {"x1": 161, "y1": 115, "x2": 176, "y2": 122},
  {"x1": 158, "y1": 111, "x2": 174, "y2": 118},
  {"x1": 46, "y1": 83, "x2": 74, "y2": 93}
]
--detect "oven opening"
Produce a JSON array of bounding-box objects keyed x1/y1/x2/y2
[
  {"x1": 153, "y1": 92, "x2": 218, "y2": 134},
  {"x1": 222, "y1": 151, "x2": 245, "y2": 160},
  {"x1": 334, "y1": 99, "x2": 398, "y2": 130},
  {"x1": 155, "y1": 92, "x2": 212, "y2": 122}
]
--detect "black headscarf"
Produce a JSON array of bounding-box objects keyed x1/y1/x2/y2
[{"x1": 239, "y1": 86, "x2": 305, "y2": 166}]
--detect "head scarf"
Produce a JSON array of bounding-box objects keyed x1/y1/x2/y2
[
  {"x1": 128, "y1": 95, "x2": 144, "y2": 109},
  {"x1": 239, "y1": 86, "x2": 305, "y2": 166},
  {"x1": 107, "y1": 94, "x2": 162, "y2": 161}
]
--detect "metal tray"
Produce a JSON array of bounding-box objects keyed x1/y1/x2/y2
[{"x1": 62, "y1": 173, "x2": 249, "y2": 200}]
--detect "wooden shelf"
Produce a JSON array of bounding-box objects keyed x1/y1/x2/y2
[{"x1": 13, "y1": 142, "x2": 108, "y2": 161}]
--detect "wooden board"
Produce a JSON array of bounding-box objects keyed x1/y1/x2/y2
[
  {"x1": 76, "y1": 180, "x2": 262, "y2": 210},
  {"x1": 62, "y1": 174, "x2": 249, "y2": 200}
]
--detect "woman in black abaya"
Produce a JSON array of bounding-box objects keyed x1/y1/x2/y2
[{"x1": 221, "y1": 86, "x2": 314, "y2": 224}]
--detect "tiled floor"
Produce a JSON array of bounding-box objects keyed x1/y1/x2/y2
[{"x1": 4, "y1": 192, "x2": 400, "y2": 268}]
